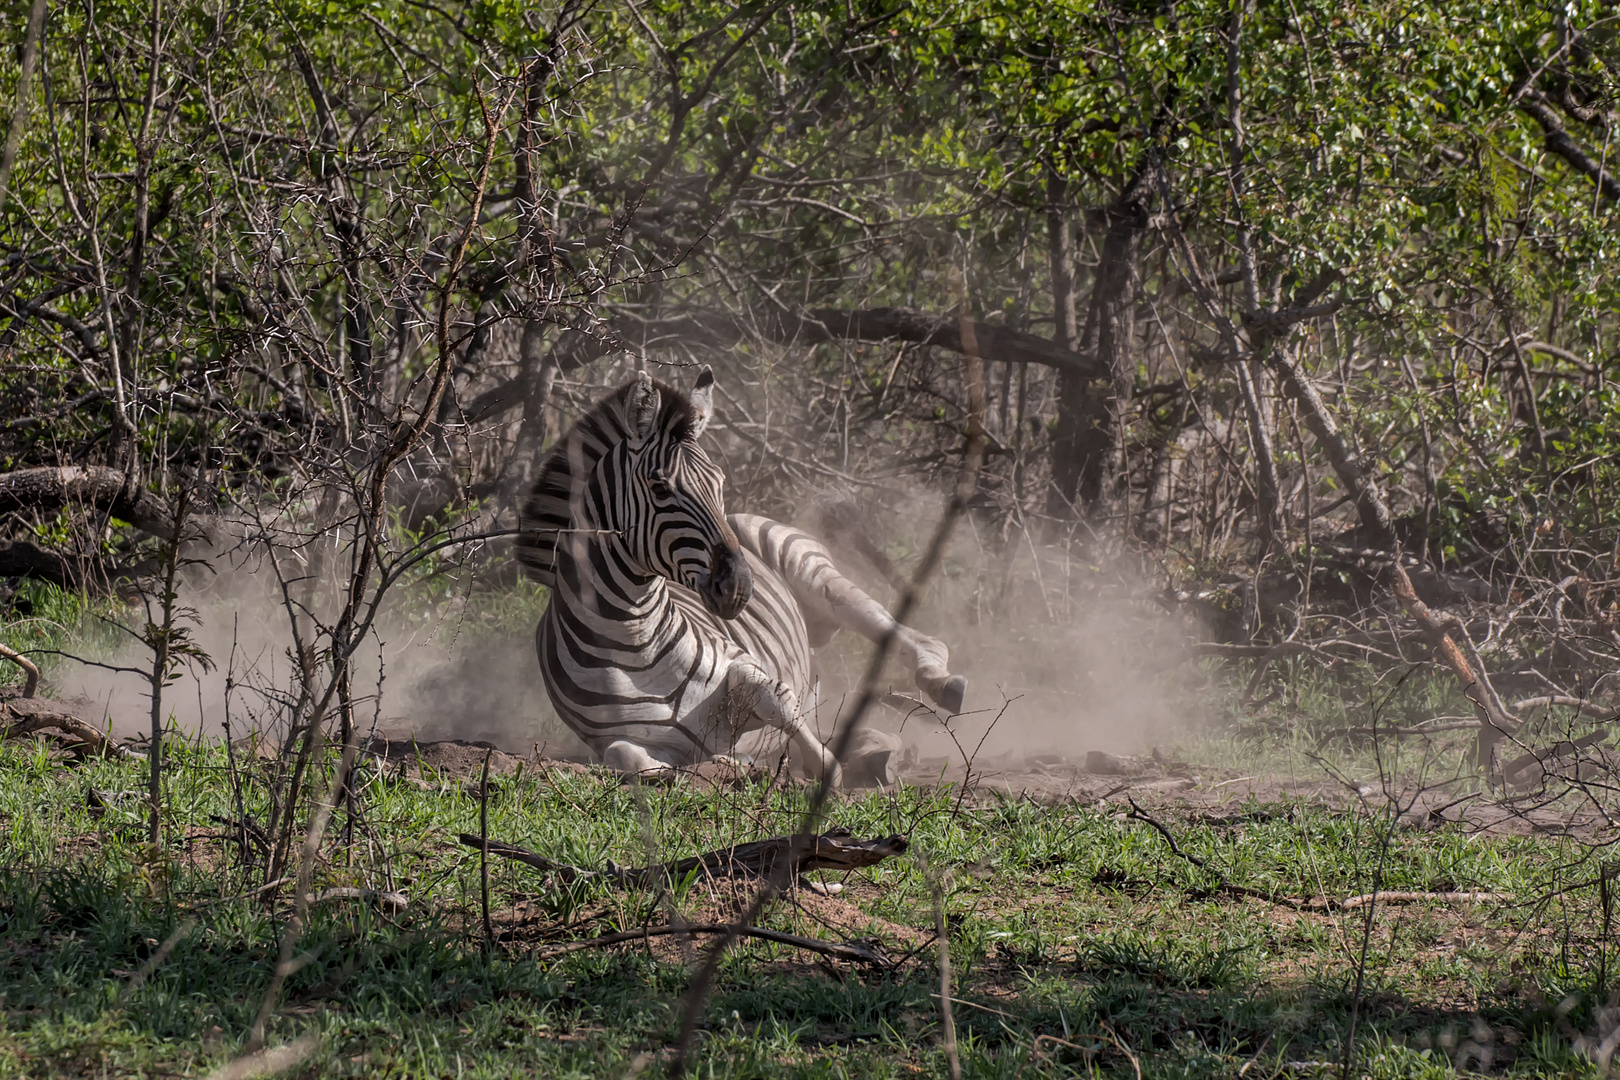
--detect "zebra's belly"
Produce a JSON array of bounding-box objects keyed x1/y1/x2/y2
[{"x1": 536, "y1": 609, "x2": 734, "y2": 761}]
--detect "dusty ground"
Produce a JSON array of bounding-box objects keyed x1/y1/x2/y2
[{"x1": 355, "y1": 734, "x2": 1602, "y2": 839}]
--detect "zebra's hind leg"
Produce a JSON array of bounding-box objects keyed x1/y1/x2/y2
[
  {"x1": 602, "y1": 740, "x2": 681, "y2": 780},
  {"x1": 751, "y1": 520, "x2": 966, "y2": 714}
]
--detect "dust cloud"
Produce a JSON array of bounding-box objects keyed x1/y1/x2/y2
[
  {"x1": 801, "y1": 492, "x2": 1200, "y2": 773},
  {"x1": 44, "y1": 495, "x2": 1199, "y2": 771},
  {"x1": 45, "y1": 524, "x2": 584, "y2": 758}
]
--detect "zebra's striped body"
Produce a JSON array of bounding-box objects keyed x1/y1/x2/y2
[{"x1": 516, "y1": 369, "x2": 964, "y2": 779}]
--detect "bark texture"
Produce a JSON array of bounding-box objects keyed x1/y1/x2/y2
[
  {"x1": 0, "y1": 466, "x2": 171, "y2": 537},
  {"x1": 1049, "y1": 172, "x2": 1150, "y2": 520}
]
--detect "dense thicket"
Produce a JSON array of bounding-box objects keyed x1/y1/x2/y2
[{"x1": 2, "y1": 0, "x2": 1618, "y2": 712}]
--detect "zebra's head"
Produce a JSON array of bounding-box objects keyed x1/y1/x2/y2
[{"x1": 609, "y1": 367, "x2": 753, "y2": 619}]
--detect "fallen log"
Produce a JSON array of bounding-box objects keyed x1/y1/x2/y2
[
  {"x1": 457, "y1": 826, "x2": 908, "y2": 889},
  {"x1": 1, "y1": 696, "x2": 141, "y2": 759}
]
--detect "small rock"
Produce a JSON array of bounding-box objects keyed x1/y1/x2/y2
[{"x1": 1085, "y1": 750, "x2": 1130, "y2": 775}]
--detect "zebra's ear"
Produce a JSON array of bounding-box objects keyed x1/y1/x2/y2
[
  {"x1": 628, "y1": 370, "x2": 661, "y2": 443},
  {"x1": 688, "y1": 366, "x2": 715, "y2": 437}
]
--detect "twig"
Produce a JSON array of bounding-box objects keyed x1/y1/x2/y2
[
  {"x1": 1238, "y1": 1033, "x2": 1275, "y2": 1076},
  {"x1": 306, "y1": 886, "x2": 407, "y2": 910},
  {"x1": 1125, "y1": 797, "x2": 1207, "y2": 868},
  {"x1": 202, "y1": 1034, "x2": 320, "y2": 1080},
  {"x1": 457, "y1": 828, "x2": 909, "y2": 889},
  {"x1": 178, "y1": 877, "x2": 292, "y2": 912},
  {"x1": 1100, "y1": 1022, "x2": 1142, "y2": 1080},
  {"x1": 1123, "y1": 798, "x2": 1290, "y2": 904},
  {"x1": 1032, "y1": 1033, "x2": 1096, "y2": 1060},
  {"x1": 116, "y1": 917, "x2": 196, "y2": 1006},
  {"x1": 479, "y1": 747, "x2": 493, "y2": 950},
  {"x1": 934, "y1": 873, "x2": 960, "y2": 1080},
  {"x1": 666, "y1": 308, "x2": 987, "y2": 1076},
  {"x1": 1340, "y1": 717, "x2": 1482, "y2": 736},
  {"x1": 935, "y1": 991, "x2": 1019, "y2": 1020},
  {"x1": 1514, "y1": 696, "x2": 1617, "y2": 719},
  {"x1": 1308, "y1": 890, "x2": 1514, "y2": 911},
  {"x1": 245, "y1": 724, "x2": 365, "y2": 1052}
]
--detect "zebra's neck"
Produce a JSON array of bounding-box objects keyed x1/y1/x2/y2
[{"x1": 549, "y1": 516, "x2": 676, "y2": 646}]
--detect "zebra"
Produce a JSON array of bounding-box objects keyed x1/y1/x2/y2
[{"x1": 514, "y1": 366, "x2": 966, "y2": 781}]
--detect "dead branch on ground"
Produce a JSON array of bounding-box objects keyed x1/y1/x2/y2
[
  {"x1": 1309, "y1": 890, "x2": 1516, "y2": 910},
  {"x1": 533, "y1": 922, "x2": 894, "y2": 968},
  {"x1": 1, "y1": 697, "x2": 139, "y2": 759},
  {"x1": 458, "y1": 827, "x2": 908, "y2": 888}
]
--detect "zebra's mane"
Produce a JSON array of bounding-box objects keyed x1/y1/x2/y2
[{"x1": 514, "y1": 374, "x2": 700, "y2": 587}]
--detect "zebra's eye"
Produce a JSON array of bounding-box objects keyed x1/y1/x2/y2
[{"x1": 649, "y1": 473, "x2": 674, "y2": 499}]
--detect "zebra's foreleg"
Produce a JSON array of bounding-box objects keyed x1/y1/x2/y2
[{"x1": 726, "y1": 663, "x2": 841, "y2": 787}]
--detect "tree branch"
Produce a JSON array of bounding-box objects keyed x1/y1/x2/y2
[
  {"x1": 459, "y1": 306, "x2": 1104, "y2": 424},
  {"x1": 1519, "y1": 93, "x2": 1620, "y2": 202}
]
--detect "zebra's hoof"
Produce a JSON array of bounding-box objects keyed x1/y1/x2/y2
[{"x1": 933, "y1": 675, "x2": 967, "y2": 716}]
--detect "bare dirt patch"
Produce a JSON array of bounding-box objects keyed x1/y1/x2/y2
[
  {"x1": 896, "y1": 751, "x2": 1346, "y2": 811},
  {"x1": 896, "y1": 750, "x2": 1607, "y2": 837}
]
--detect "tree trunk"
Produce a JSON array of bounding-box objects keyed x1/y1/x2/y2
[
  {"x1": 1049, "y1": 171, "x2": 1148, "y2": 521},
  {"x1": 1226, "y1": 0, "x2": 1285, "y2": 553},
  {"x1": 1045, "y1": 168, "x2": 1081, "y2": 519},
  {"x1": 497, "y1": 51, "x2": 562, "y2": 516},
  {"x1": 498, "y1": 320, "x2": 556, "y2": 512}
]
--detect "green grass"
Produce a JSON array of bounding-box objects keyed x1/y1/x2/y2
[
  {"x1": 0, "y1": 580, "x2": 125, "y2": 696},
  {"x1": 0, "y1": 726, "x2": 1615, "y2": 1079}
]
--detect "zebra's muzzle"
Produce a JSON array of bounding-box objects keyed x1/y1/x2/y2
[{"x1": 702, "y1": 546, "x2": 753, "y2": 620}]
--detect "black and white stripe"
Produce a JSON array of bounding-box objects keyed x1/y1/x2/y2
[{"x1": 516, "y1": 368, "x2": 964, "y2": 778}]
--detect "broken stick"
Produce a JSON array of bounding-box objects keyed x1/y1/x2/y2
[
  {"x1": 0, "y1": 642, "x2": 40, "y2": 698},
  {"x1": 1387, "y1": 560, "x2": 1518, "y2": 776},
  {"x1": 1306, "y1": 890, "x2": 1514, "y2": 911},
  {"x1": 1501, "y1": 728, "x2": 1614, "y2": 789},
  {"x1": 534, "y1": 923, "x2": 893, "y2": 968}
]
